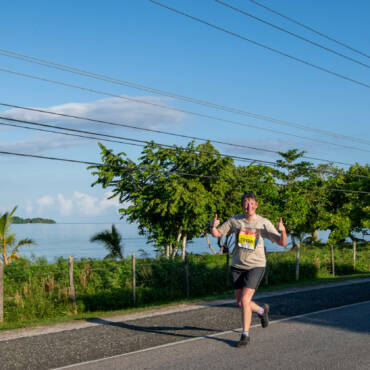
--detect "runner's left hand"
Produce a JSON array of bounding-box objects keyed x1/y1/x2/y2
[{"x1": 276, "y1": 217, "x2": 286, "y2": 233}]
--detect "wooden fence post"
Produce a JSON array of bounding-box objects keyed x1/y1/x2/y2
[
  {"x1": 264, "y1": 249, "x2": 269, "y2": 285},
  {"x1": 226, "y1": 251, "x2": 230, "y2": 288},
  {"x1": 330, "y1": 245, "x2": 335, "y2": 277},
  {"x1": 132, "y1": 253, "x2": 136, "y2": 305},
  {"x1": 0, "y1": 261, "x2": 3, "y2": 323},
  {"x1": 68, "y1": 256, "x2": 77, "y2": 314},
  {"x1": 353, "y1": 241, "x2": 357, "y2": 271},
  {"x1": 295, "y1": 245, "x2": 300, "y2": 281},
  {"x1": 184, "y1": 253, "x2": 190, "y2": 298}
]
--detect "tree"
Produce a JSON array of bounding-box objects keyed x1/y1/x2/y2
[
  {"x1": 90, "y1": 224, "x2": 124, "y2": 260},
  {"x1": 0, "y1": 206, "x2": 35, "y2": 265},
  {"x1": 89, "y1": 141, "x2": 236, "y2": 258},
  {"x1": 275, "y1": 149, "x2": 321, "y2": 280},
  {"x1": 320, "y1": 163, "x2": 370, "y2": 244}
]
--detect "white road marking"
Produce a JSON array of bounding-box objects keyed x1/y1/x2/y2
[{"x1": 53, "y1": 299, "x2": 370, "y2": 369}]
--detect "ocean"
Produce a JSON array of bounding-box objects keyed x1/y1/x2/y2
[{"x1": 12, "y1": 223, "x2": 288, "y2": 262}]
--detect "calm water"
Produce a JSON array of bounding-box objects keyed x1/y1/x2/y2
[{"x1": 13, "y1": 223, "x2": 288, "y2": 262}]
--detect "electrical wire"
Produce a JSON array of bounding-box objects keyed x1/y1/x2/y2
[
  {"x1": 1, "y1": 150, "x2": 368, "y2": 194},
  {"x1": 249, "y1": 0, "x2": 370, "y2": 60},
  {"x1": 148, "y1": 0, "x2": 370, "y2": 89},
  {"x1": 1, "y1": 67, "x2": 369, "y2": 154},
  {"x1": 0, "y1": 48, "x2": 368, "y2": 146},
  {"x1": 0, "y1": 102, "x2": 358, "y2": 167},
  {"x1": 215, "y1": 0, "x2": 370, "y2": 69},
  {"x1": 0, "y1": 117, "x2": 267, "y2": 165},
  {"x1": 1, "y1": 115, "x2": 369, "y2": 180}
]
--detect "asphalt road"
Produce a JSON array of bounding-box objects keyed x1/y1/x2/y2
[
  {"x1": 0, "y1": 279, "x2": 369, "y2": 369},
  {"x1": 57, "y1": 301, "x2": 370, "y2": 370}
]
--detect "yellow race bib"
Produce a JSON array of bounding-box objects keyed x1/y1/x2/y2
[{"x1": 238, "y1": 230, "x2": 258, "y2": 250}]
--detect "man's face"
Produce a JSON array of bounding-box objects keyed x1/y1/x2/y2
[{"x1": 242, "y1": 197, "x2": 258, "y2": 217}]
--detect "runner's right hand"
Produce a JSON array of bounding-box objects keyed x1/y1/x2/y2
[{"x1": 210, "y1": 213, "x2": 220, "y2": 228}]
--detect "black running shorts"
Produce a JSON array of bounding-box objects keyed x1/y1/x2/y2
[{"x1": 231, "y1": 266, "x2": 265, "y2": 290}]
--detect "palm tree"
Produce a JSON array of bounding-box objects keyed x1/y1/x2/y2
[
  {"x1": 90, "y1": 224, "x2": 124, "y2": 260},
  {"x1": 0, "y1": 206, "x2": 36, "y2": 265}
]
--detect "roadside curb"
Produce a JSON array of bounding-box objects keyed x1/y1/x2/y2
[{"x1": 1, "y1": 276, "x2": 369, "y2": 341}]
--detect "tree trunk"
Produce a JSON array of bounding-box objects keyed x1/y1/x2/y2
[
  {"x1": 312, "y1": 230, "x2": 319, "y2": 243},
  {"x1": 181, "y1": 234, "x2": 187, "y2": 260},
  {"x1": 205, "y1": 232, "x2": 217, "y2": 254},
  {"x1": 0, "y1": 261, "x2": 3, "y2": 322},
  {"x1": 171, "y1": 227, "x2": 182, "y2": 259},
  {"x1": 2, "y1": 241, "x2": 8, "y2": 265},
  {"x1": 166, "y1": 244, "x2": 170, "y2": 259}
]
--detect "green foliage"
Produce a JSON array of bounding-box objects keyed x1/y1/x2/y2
[
  {"x1": 3, "y1": 244, "x2": 369, "y2": 323},
  {"x1": 0, "y1": 206, "x2": 36, "y2": 264},
  {"x1": 12, "y1": 216, "x2": 56, "y2": 224},
  {"x1": 90, "y1": 224, "x2": 124, "y2": 260}
]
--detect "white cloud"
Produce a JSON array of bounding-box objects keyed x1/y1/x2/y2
[
  {"x1": 37, "y1": 191, "x2": 120, "y2": 217},
  {"x1": 37, "y1": 195, "x2": 55, "y2": 208},
  {"x1": 0, "y1": 134, "x2": 86, "y2": 154},
  {"x1": 57, "y1": 194, "x2": 74, "y2": 216},
  {"x1": 2, "y1": 96, "x2": 186, "y2": 131}
]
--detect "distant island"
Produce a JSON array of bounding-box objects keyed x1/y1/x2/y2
[{"x1": 12, "y1": 216, "x2": 56, "y2": 224}]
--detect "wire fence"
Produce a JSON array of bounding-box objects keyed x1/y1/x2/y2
[{"x1": 0, "y1": 241, "x2": 369, "y2": 323}]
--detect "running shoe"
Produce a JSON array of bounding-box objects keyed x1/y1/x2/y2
[
  {"x1": 258, "y1": 303, "x2": 270, "y2": 328},
  {"x1": 236, "y1": 334, "x2": 250, "y2": 348}
]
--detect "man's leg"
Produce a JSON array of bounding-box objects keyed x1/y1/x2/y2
[{"x1": 240, "y1": 287, "x2": 256, "y2": 333}]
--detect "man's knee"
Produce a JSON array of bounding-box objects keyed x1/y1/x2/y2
[{"x1": 241, "y1": 288, "x2": 255, "y2": 307}]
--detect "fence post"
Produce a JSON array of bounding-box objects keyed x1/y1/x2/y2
[
  {"x1": 330, "y1": 245, "x2": 335, "y2": 277},
  {"x1": 353, "y1": 241, "x2": 357, "y2": 271},
  {"x1": 68, "y1": 256, "x2": 77, "y2": 314},
  {"x1": 0, "y1": 261, "x2": 3, "y2": 323},
  {"x1": 225, "y1": 251, "x2": 230, "y2": 288},
  {"x1": 264, "y1": 249, "x2": 269, "y2": 285},
  {"x1": 132, "y1": 253, "x2": 136, "y2": 305},
  {"x1": 184, "y1": 253, "x2": 190, "y2": 298},
  {"x1": 295, "y1": 245, "x2": 300, "y2": 281}
]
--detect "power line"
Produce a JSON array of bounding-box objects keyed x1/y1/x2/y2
[
  {"x1": 2, "y1": 115, "x2": 369, "y2": 180},
  {"x1": 0, "y1": 116, "x2": 267, "y2": 166},
  {"x1": 249, "y1": 0, "x2": 370, "y2": 60},
  {"x1": 1, "y1": 67, "x2": 369, "y2": 154},
  {"x1": 215, "y1": 0, "x2": 370, "y2": 69},
  {"x1": 0, "y1": 48, "x2": 369, "y2": 146},
  {"x1": 0, "y1": 102, "x2": 360, "y2": 167},
  {"x1": 148, "y1": 0, "x2": 370, "y2": 89},
  {"x1": 0, "y1": 121, "x2": 145, "y2": 149},
  {"x1": 1, "y1": 150, "x2": 368, "y2": 194}
]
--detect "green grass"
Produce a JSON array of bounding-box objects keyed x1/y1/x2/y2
[
  {"x1": 1, "y1": 272, "x2": 369, "y2": 332},
  {"x1": 1, "y1": 242, "x2": 369, "y2": 329}
]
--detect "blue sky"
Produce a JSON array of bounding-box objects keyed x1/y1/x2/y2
[{"x1": 1, "y1": 0, "x2": 369, "y2": 223}]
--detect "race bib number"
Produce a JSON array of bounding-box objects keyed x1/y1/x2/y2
[{"x1": 238, "y1": 230, "x2": 258, "y2": 250}]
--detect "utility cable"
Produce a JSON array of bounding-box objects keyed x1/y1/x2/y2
[
  {"x1": 2, "y1": 115, "x2": 369, "y2": 180},
  {"x1": 0, "y1": 48, "x2": 368, "y2": 146},
  {"x1": 215, "y1": 0, "x2": 370, "y2": 69},
  {"x1": 1, "y1": 67, "x2": 369, "y2": 154},
  {"x1": 148, "y1": 0, "x2": 370, "y2": 89},
  {"x1": 249, "y1": 0, "x2": 370, "y2": 60},
  {"x1": 0, "y1": 117, "x2": 266, "y2": 165},
  {"x1": 0, "y1": 102, "x2": 361, "y2": 167},
  {"x1": 1, "y1": 150, "x2": 368, "y2": 194}
]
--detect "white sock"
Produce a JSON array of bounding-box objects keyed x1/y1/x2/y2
[{"x1": 242, "y1": 331, "x2": 249, "y2": 336}]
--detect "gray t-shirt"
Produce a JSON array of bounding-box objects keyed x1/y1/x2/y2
[{"x1": 218, "y1": 214, "x2": 281, "y2": 270}]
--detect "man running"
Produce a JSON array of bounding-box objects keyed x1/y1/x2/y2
[{"x1": 210, "y1": 192, "x2": 287, "y2": 347}]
